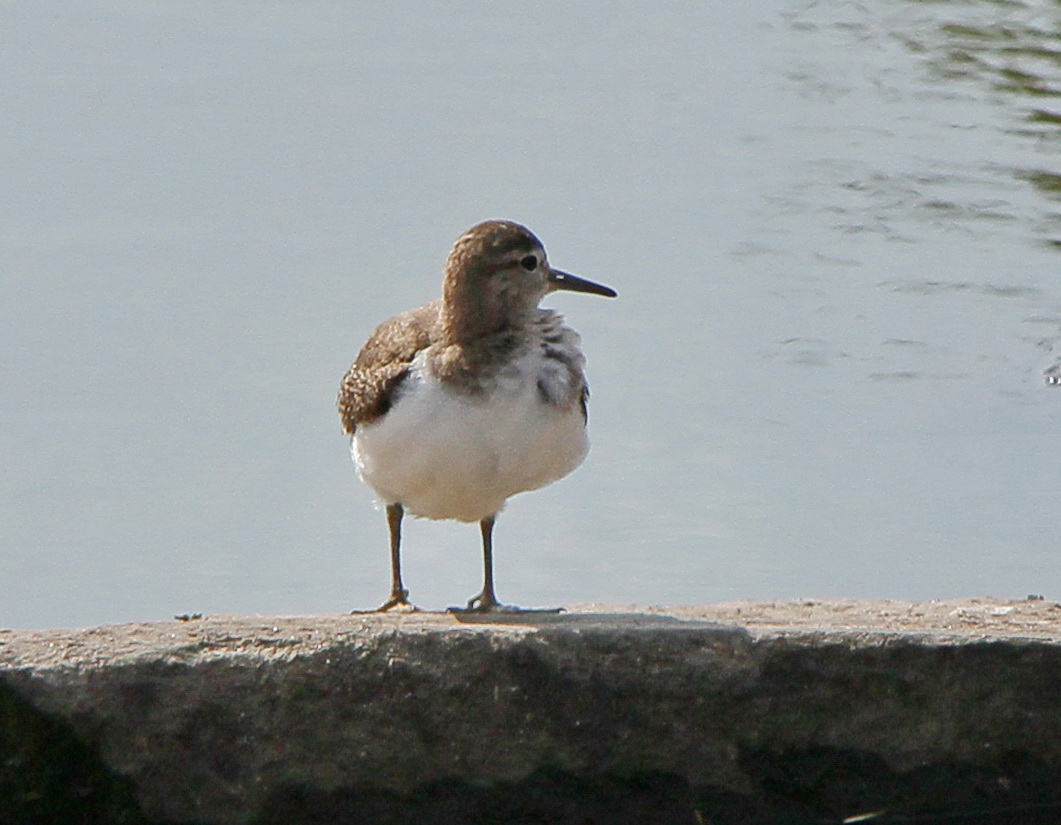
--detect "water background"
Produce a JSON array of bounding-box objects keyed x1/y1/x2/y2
[{"x1": 3, "y1": 1, "x2": 1059, "y2": 629}]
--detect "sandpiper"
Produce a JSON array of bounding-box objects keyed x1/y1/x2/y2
[{"x1": 338, "y1": 220, "x2": 616, "y2": 612}]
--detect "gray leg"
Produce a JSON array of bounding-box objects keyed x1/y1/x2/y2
[
  {"x1": 464, "y1": 515, "x2": 501, "y2": 610},
  {"x1": 373, "y1": 503, "x2": 412, "y2": 611}
]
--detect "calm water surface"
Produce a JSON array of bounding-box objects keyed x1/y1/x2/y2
[{"x1": 2, "y1": 1, "x2": 1059, "y2": 629}]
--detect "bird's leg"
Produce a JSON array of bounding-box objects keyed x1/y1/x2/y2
[
  {"x1": 448, "y1": 516, "x2": 564, "y2": 615},
  {"x1": 464, "y1": 515, "x2": 502, "y2": 611},
  {"x1": 372, "y1": 502, "x2": 413, "y2": 612}
]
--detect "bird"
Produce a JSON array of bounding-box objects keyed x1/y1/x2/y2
[{"x1": 338, "y1": 220, "x2": 616, "y2": 612}]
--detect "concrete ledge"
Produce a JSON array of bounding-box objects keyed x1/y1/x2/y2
[{"x1": 2, "y1": 599, "x2": 1061, "y2": 824}]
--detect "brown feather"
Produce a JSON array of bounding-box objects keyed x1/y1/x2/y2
[{"x1": 337, "y1": 301, "x2": 443, "y2": 434}]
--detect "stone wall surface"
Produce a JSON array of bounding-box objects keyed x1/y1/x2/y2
[{"x1": 2, "y1": 598, "x2": 1061, "y2": 825}]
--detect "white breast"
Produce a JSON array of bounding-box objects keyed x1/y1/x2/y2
[{"x1": 353, "y1": 342, "x2": 589, "y2": 523}]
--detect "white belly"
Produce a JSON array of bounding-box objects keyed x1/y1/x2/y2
[{"x1": 353, "y1": 358, "x2": 589, "y2": 523}]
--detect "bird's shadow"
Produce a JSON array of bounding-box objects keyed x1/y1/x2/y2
[{"x1": 447, "y1": 610, "x2": 727, "y2": 630}]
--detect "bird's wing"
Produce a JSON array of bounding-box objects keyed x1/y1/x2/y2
[{"x1": 337, "y1": 301, "x2": 441, "y2": 435}]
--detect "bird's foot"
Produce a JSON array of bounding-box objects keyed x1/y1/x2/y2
[
  {"x1": 351, "y1": 589, "x2": 418, "y2": 614},
  {"x1": 448, "y1": 602, "x2": 516, "y2": 614},
  {"x1": 447, "y1": 594, "x2": 564, "y2": 615}
]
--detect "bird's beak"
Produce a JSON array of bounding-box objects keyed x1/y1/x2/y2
[{"x1": 547, "y1": 268, "x2": 618, "y2": 298}]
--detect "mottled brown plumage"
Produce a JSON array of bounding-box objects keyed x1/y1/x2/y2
[
  {"x1": 339, "y1": 221, "x2": 599, "y2": 434},
  {"x1": 338, "y1": 301, "x2": 441, "y2": 434}
]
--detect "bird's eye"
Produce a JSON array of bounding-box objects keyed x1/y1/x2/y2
[{"x1": 520, "y1": 254, "x2": 538, "y2": 271}]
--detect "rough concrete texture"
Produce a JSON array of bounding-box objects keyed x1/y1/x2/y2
[{"x1": 2, "y1": 598, "x2": 1061, "y2": 825}]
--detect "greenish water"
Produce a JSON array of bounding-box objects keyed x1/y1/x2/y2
[{"x1": 1, "y1": 0, "x2": 1059, "y2": 628}]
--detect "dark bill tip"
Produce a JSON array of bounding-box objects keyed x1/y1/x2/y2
[{"x1": 547, "y1": 268, "x2": 618, "y2": 298}]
